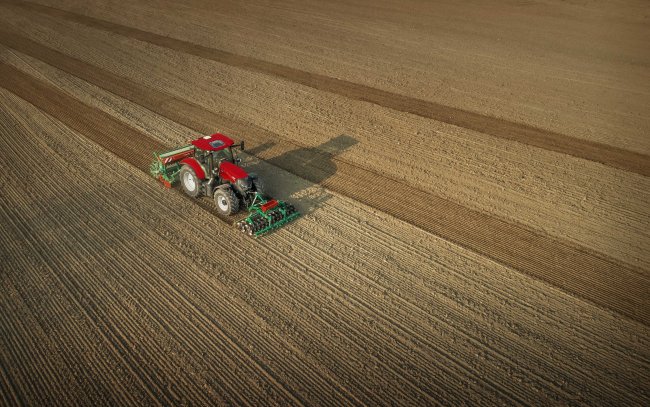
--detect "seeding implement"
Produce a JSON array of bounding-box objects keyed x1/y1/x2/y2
[{"x1": 150, "y1": 133, "x2": 299, "y2": 236}]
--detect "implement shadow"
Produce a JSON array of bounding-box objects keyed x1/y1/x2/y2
[{"x1": 242, "y1": 135, "x2": 358, "y2": 215}]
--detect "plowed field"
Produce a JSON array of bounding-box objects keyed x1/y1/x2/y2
[{"x1": 1, "y1": 0, "x2": 649, "y2": 405}]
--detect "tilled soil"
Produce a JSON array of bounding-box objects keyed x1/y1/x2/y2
[
  {"x1": 1, "y1": 57, "x2": 646, "y2": 324},
  {"x1": 1, "y1": 3, "x2": 647, "y2": 274},
  {"x1": 7, "y1": 0, "x2": 650, "y2": 175},
  {"x1": 0, "y1": 0, "x2": 649, "y2": 405}
]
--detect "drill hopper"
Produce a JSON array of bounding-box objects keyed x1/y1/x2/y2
[{"x1": 149, "y1": 145, "x2": 194, "y2": 187}]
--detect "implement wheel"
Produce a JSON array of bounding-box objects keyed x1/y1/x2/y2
[
  {"x1": 180, "y1": 165, "x2": 201, "y2": 198},
  {"x1": 214, "y1": 188, "x2": 240, "y2": 216}
]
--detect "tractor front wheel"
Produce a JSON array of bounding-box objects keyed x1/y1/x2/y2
[
  {"x1": 180, "y1": 165, "x2": 201, "y2": 198},
  {"x1": 214, "y1": 188, "x2": 240, "y2": 216}
]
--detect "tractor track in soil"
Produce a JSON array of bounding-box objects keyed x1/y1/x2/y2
[
  {"x1": 0, "y1": 44, "x2": 647, "y2": 326},
  {"x1": 3, "y1": 0, "x2": 650, "y2": 177},
  {"x1": 1, "y1": 86, "x2": 648, "y2": 405}
]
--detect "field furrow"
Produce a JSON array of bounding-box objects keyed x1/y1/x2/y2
[
  {"x1": 0, "y1": 92, "x2": 311, "y2": 405},
  {"x1": 1, "y1": 8, "x2": 648, "y2": 274},
  {"x1": 2, "y1": 70, "x2": 649, "y2": 404},
  {"x1": 1, "y1": 0, "x2": 648, "y2": 405},
  {"x1": 4, "y1": 0, "x2": 650, "y2": 176},
  {"x1": 0, "y1": 37, "x2": 646, "y2": 326}
]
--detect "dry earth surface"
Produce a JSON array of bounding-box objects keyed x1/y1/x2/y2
[{"x1": 1, "y1": 0, "x2": 649, "y2": 405}]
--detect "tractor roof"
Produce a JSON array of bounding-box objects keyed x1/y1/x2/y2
[{"x1": 191, "y1": 133, "x2": 235, "y2": 151}]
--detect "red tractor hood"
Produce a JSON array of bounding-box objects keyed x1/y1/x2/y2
[{"x1": 219, "y1": 161, "x2": 248, "y2": 182}]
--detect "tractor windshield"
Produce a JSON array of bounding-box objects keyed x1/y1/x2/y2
[{"x1": 213, "y1": 148, "x2": 234, "y2": 163}]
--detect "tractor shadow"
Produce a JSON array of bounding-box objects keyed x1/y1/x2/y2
[{"x1": 241, "y1": 134, "x2": 358, "y2": 216}]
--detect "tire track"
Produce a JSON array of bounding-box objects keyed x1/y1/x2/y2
[
  {"x1": 0, "y1": 51, "x2": 647, "y2": 327},
  {"x1": 4, "y1": 0, "x2": 650, "y2": 176}
]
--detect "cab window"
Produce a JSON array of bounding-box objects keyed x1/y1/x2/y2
[{"x1": 212, "y1": 148, "x2": 233, "y2": 163}]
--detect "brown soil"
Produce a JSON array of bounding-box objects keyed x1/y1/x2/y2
[
  {"x1": 1, "y1": 3, "x2": 648, "y2": 273},
  {"x1": 2, "y1": 54, "x2": 647, "y2": 324},
  {"x1": 6, "y1": 0, "x2": 650, "y2": 176},
  {"x1": 0, "y1": 0, "x2": 648, "y2": 405}
]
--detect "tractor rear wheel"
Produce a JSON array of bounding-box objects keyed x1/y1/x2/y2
[
  {"x1": 180, "y1": 165, "x2": 201, "y2": 198},
  {"x1": 214, "y1": 188, "x2": 240, "y2": 216}
]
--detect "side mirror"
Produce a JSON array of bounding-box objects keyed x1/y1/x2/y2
[{"x1": 239, "y1": 140, "x2": 245, "y2": 151}]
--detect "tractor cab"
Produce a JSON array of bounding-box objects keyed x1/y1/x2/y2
[
  {"x1": 188, "y1": 133, "x2": 248, "y2": 182},
  {"x1": 191, "y1": 133, "x2": 242, "y2": 165},
  {"x1": 212, "y1": 147, "x2": 234, "y2": 164}
]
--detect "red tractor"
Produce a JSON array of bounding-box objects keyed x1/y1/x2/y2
[{"x1": 150, "y1": 133, "x2": 299, "y2": 236}]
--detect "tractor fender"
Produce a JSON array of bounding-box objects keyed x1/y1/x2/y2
[{"x1": 180, "y1": 157, "x2": 206, "y2": 179}]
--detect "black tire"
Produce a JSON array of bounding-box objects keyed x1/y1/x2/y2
[
  {"x1": 214, "y1": 188, "x2": 240, "y2": 216},
  {"x1": 179, "y1": 165, "x2": 201, "y2": 198},
  {"x1": 252, "y1": 176, "x2": 265, "y2": 197}
]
